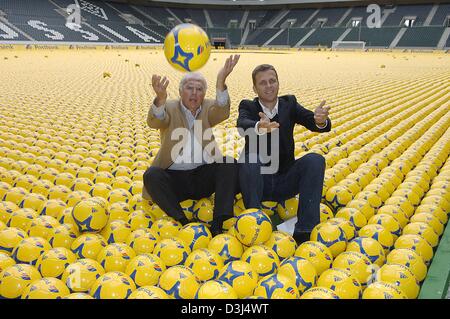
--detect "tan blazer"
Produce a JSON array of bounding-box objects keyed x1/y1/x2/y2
[{"x1": 142, "y1": 98, "x2": 230, "y2": 200}]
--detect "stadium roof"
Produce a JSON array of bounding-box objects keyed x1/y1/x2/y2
[{"x1": 109, "y1": 0, "x2": 445, "y2": 8}]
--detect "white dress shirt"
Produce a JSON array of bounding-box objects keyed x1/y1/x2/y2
[
  {"x1": 151, "y1": 89, "x2": 229, "y2": 170},
  {"x1": 255, "y1": 99, "x2": 328, "y2": 135}
]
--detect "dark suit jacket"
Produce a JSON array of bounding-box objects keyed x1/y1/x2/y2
[{"x1": 237, "y1": 95, "x2": 332, "y2": 173}]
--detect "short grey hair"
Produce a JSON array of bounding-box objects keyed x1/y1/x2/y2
[{"x1": 179, "y1": 72, "x2": 207, "y2": 92}]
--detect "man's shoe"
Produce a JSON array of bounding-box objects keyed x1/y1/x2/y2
[{"x1": 293, "y1": 231, "x2": 311, "y2": 245}]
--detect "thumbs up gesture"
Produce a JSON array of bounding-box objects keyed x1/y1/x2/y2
[
  {"x1": 257, "y1": 112, "x2": 280, "y2": 134},
  {"x1": 314, "y1": 100, "x2": 330, "y2": 126}
]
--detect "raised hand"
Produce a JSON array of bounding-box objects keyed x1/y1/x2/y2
[
  {"x1": 257, "y1": 112, "x2": 280, "y2": 134},
  {"x1": 152, "y1": 75, "x2": 169, "y2": 106},
  {"x1": 314, "y1": 100, "x2": 330, "y2": 126},
  {"x1": 216, "y1": 54, "x2": 240, "y2": 91}
]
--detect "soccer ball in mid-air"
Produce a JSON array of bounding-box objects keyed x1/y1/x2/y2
[{"x1": 164, "y1": 23, "x2": 211, "y2": 72}]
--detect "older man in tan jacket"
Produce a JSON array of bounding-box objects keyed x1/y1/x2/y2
[{"x1": 143, "y1": 55, "x2": 240, "y2": 235}]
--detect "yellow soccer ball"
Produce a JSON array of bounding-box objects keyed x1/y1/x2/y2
[
  {"x1": 180, "y1": 198, "x2": 196, "y2": 220},
  {"x1": 0, "y1": 252, "x2": 15, "y2": 273},
  {"x1": 125, "y1": 254, "x2": 166, "y2": 288},
  {"x1": 208, "y1": 233, "x2": 244, "y2": 264},
  {"x1": 0, "y1": 264, "x2": 42, "y2": 298},
  {"x1": 367, "y1": 213, "x2": 402, "y2": 240},
  {"x1": 410, "y1": 213, "x2": 444, "y2": 236},
  {"x1": 0, "y1": 227, "x2": 27, "y2": 256},
  {"x1": 19, "y1": 193, "x2": 47, "y2": 212},
  {"x1": 177, "y1": 222, "x2": 212, "y2": 251},
  {"x1": 375, "y1": 264, "x2": 419, "y2": 299},
  {"x1": 335, "y1": 207, "x2": 367, "y2": 231},
  {"x1": 151, "y1": 216, "x2": 181, "y2": 239},
  {"x1": 158, "y1": 265, "x2": 200, "y2": 299},
  {"x1": 193, "y1": 198, "x2": 213, "y2": 224},
  {"x1": 36, "y1": 247, "x2": 77, "y2": 278},
  {"x1": 310, "y1": 222, "x2": 347, "y2": 257},
  {"x1": 319, "y1": 203, "x2": 334, "y2": 222},
  {"x1": 346, "y1": 236, "x2": 386, "y2": 267},
  {"x1": 153, "y1": 238, "x2": 191, "y2": 267},
  {"x1": 402, "y1": 222, "x2": 439, "y2": 248},
  {"x1": 325, "y1": 185, "x2": 353, "y2": 211},
  {"x1": 128, "y1": 286, "x2": 170, "y2": 299},
  {"x1": 21, "y1": 277, "x2": 70, "y2": 299},
  {"x1": 317, "y1": 268, "x2": 362, "y2": 299},
  {"x1": 358, "y1": 224, "x2": 394, "y2": 252},
  {"x1": 332, "y1": 251, "x2": 375, "y2": 286},
  {"x1": 6, "y1": 208, "x2": 37, "y2": 231},
  {"x1": 96, "y1": 243, "x2": 136, "y2": 273},
  {"x1": 277, "y1": 197, "x2": 298, "y2": 221},
  {"x1": 164, "y1": 23, "x2": 211, "y2": 72},
  {"x1": 300, "y1": 287, "x2": 339, "y2": 299},
  {"x1": 234, "y1": 209, "x2": 272, "y2": 246},
  {"x1": 70, "y1": 233, "x2": 107, "y2": 260},
  {"x1": 185, "y1": 248, "x2": 223, "y2": 282},
  {"x1": 101, "y1": 220, "x2": 132, "y2": 244},
  {"x1": 196, "y1": 280, "x2": 238, "y2": 299},
  {"x1": 90, "y1": 271, "x2": 136, "y2": 299},
  {"x1": 362, "y1": 281, "x2": 408, "y2": 299},
  {"x1": 40, "y1": 199, "x2": 66, "y2": 219},
  {"x1": 89, "y1": 183, "x2": 112, "y2": 200},
  {"x1": 294, "y1": 241, "x2": 333, "y2": 275},
  {"x1": 107, "y1": 188, "x2": 132, "y2": 205},
  {"x1": 328, "y1": 217, "x2": 357, "y2": 242},
  {"x1": 12, "y1": 236, "x2": 51, "y2": 265},
  {"x1": 127, "y1": 210, "x2": 153, "y2": 231},
  {"x1": 394, "y1": 234, "x2": 433, "y2": 264},
  {"x1": 126, "y1": 228, "x2": 159, "y2": 255},
  {"x1": 218, "y1": 260, "x2": 258, "y2": 299},
  {"x1": 128, "y1": 194, "x2": 143, "y2": 212},
  {"x1": 278, "y1": 256, "x2": 317, "y2": 294},
  {"x1": 254, "y1": 273, "x2": 300, "y2": 299},
  {"x1": 261, "y1": 201, "x2": 278, "y2": 217},
  {"x1": 263, "y1": 231, "x2": 297, "y2": 260},
  {"x1": 0, "y1": 201, "x2": 19, "y2": 223},
  {"x1": 108, "y1": 202, "x2": 131, "y2": 222},
  {"x1": 62, "y1": 258, "x2": 105, "y2": 293},
  {"x1": 241, "y1": 245, "x2": 280, "y2": 277},
  {"x1": 71, "y1": 199, "x2": 109, "y2": 233},
  {"x1": 386, "y1": 248, "x2": 427, "y2": 282},
  {"x1": 27, "y1": 215, "x2": 59, "y2": 240}
]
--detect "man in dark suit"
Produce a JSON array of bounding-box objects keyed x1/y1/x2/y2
[{"x1": 237, "y1": 64, "x2": 331, "y2": 244}]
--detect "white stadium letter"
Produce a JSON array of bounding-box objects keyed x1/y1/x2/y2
[
  {"x1": 366, "y1": 4, "x2": 381, "y2": 28},
  {"x1": 66, "y1": 23, "x2": 99, "y2": 41},
  {"x1": 66, "y1": 4, "x2": 82, "y2": 27},
  {"x1": 0, "y1": 22, "x2": 19, "y2": 39},
  {"x1": 28, "y1": 20, "x2": 64, "y2": 40},
  {"x1": 98, "y1": 24, "x2": 129, "y2": 41},
  {"x1": 125, "y1": 26, "x2": 159, "y2": 43}
]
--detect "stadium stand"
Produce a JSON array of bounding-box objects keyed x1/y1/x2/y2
[
  {"x1": 430, "y1": 3, "x2": 450, "y2": 25},
  {"x1": 0, "y1": 0, "x2": 448, "y2": 49},
  {"x1": 306, "y1": 7, "x2": 349, "y2": 27},
  {"x1": 273, "y1": 8, "x2": 317, "y2": 28},
  {"x1": 343, "y1": 26, "x2": 401, "y2": 48},
  {"x1": 302, "y1": 27, "x2": 347, "y2": 47},
  {"x1": 246, "y1": 28, "x2": 280, "y2": 46},
  {"x1": 339, "y1": 6, "x2": 380, "y2": 27},
  {"x1": 128, "y1": 4, "x2": 172, "y2": 26},
  {"x1": 383, "y1": 4, "x2": 432, "y2": 27},
  {"x1": 207, "y1": 9, "x2": 244, "y2": 28},
  {"x1": 397, "y1": 26, "x2": 446, "y2": 48}
]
